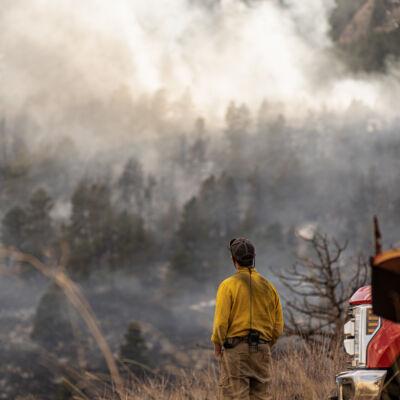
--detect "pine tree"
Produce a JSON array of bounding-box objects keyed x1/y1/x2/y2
[
  {"x1": 167, "y1": 197, "x2": 202, "y2": 282},
  {"x1": 225, "y1": 102, "x2": 251, "y2": 172},
  {"x1": 1, "y1": 205, "x2": 28, "y2": 249},
  {"x1": 119, "y1": 321, "x2": 149, "y2": 374},
  {"x1": 118, "y1": 157, "x2": 144, "y2": 212},
  {"x1": 168, "y1": 173, "x2": 240, "y2": 287},
  {"x1": 31, "y1": 284, "x2": 73, "y2": 349},
  {"x1": 25, "y1": 188, "x2": 54, "y2": 258},
  {"x1": 216, "y1": 173, "x2": 239, "y2": 237},
  {"x1": 186, "y1": 117, "x2": 207, "y2": 177},
  {"x1": 113, "y1": 210, "x2": 154, "y2": 273},
  {"x1": 143, "y1": 173, "x2": 157, "y2": 227},
  {"x1": 64, "y1": 181, "x2": 114, "y2": 276}
]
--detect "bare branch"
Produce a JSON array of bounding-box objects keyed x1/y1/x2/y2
[{"x1": 277, "y1": 232, "x2": 368, "y2": 349}]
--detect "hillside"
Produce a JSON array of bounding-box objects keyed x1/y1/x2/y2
[
  {"x1": 338, "y1": 0, "x2": 400, "y2": 44},
  {"x1": 331, "y1": 0, "x2": 400, "y2": 71}
]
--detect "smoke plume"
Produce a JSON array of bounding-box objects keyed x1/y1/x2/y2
[{"x1": 1, "y1": 0, "x2": 400, "y2": 149}]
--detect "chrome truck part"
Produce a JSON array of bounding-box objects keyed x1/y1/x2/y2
[{"x1": 335, "y1": 370, "x2": 387, "y2": 400}]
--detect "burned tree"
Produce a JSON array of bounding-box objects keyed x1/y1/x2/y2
[{"x1": 277, "y1": 233, "x2": 368, "y2": 348}]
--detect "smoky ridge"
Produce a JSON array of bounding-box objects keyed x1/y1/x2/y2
[{"x1": 1, "y1": 0, "x2": 400, "y2": 398}]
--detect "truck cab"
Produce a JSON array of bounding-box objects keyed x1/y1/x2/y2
[{"x1": 333, "y1": 285, "x2": 400, "y2": 400}]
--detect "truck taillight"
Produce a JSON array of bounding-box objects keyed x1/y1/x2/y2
[
  {"x1": 366, "y1": 308, "x2": 379, "y2": 335},
  {"x1": 343, "y1": 305, "x2": 382, "y2": 368}
]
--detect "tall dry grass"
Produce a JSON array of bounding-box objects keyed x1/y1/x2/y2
[
  {"x1": 271, "y1": 341, "x2": 345, "y2": 400},
  {"x1": 93, "y1": 341, "x2": 344, "y2": 400},
  {"x1": 1, "y1": 246, "x2": 345, "y2": 400}
]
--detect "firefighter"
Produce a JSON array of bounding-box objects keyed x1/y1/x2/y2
[{"x1": 211, "y1": 237, "x2": 283, "y2": 400}]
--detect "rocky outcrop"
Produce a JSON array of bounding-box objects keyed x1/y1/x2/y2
[
  {"x1": 339, "y1": 0, "x2": 376, "y2": 44},
  {"x1": 339, "y1": 0, "x2": 400, "y2": 44}
]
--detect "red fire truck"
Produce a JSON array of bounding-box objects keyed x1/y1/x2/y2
[{"x1": 333, "y1": 245, "x2": 400, "y2": 399}]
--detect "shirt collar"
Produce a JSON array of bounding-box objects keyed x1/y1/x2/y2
[{"x1": 236, "y1": 267, "x2": 257, "y2": 274}]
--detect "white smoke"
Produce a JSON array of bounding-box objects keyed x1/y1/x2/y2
[{"x1": 0, "y1": 0, "x2": 399, "y2": 144}]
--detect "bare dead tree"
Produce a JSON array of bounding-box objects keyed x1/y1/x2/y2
[{"x1": 277, "y1": 233, "x2": 368, "y2": 349}]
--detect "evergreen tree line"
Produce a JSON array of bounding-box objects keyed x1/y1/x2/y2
[
  {"x1": 1, "y1": 181, "x2": 155, "y2": 278},
  {"x1": 0, "y1": 168, "x2": 295, "y2": 286},
  {"x1": 2, "y1": 102, "x2": 400, "y2": 287}
]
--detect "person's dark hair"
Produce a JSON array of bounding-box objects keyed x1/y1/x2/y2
[{"x1": 229, "y1": 237, "x2": 255, "y2": 266}]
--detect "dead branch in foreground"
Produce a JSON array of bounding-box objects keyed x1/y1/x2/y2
[{"x1": 0, "y1": 245, "x2": 124, "y2": 399}]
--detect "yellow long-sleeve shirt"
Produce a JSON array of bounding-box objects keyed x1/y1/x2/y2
[{"x1": 211, "y1": 267, "x2": 283, "y2": 345}]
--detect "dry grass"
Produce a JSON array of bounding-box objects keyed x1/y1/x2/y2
[
  {"x1": 88, "y1": 341, "x2": 344, "y2": 400},
  {"x1": 271, "y1": 341, "x2": 345, "y2": 400},
  {"x1": 115, "y1": 367, "x2": 219, "y2": 400},
  {"x1": 1, "y1": 246, "x2": 345, "y2": 400}
]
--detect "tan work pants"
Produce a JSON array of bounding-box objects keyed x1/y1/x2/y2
[{"x1": 218, "y1": 342, "x2": 272, "y2": 400}]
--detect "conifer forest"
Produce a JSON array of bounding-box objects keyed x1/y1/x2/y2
[{"x1": 1, "y1": 1, "x2": 400, "y2": 398}]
